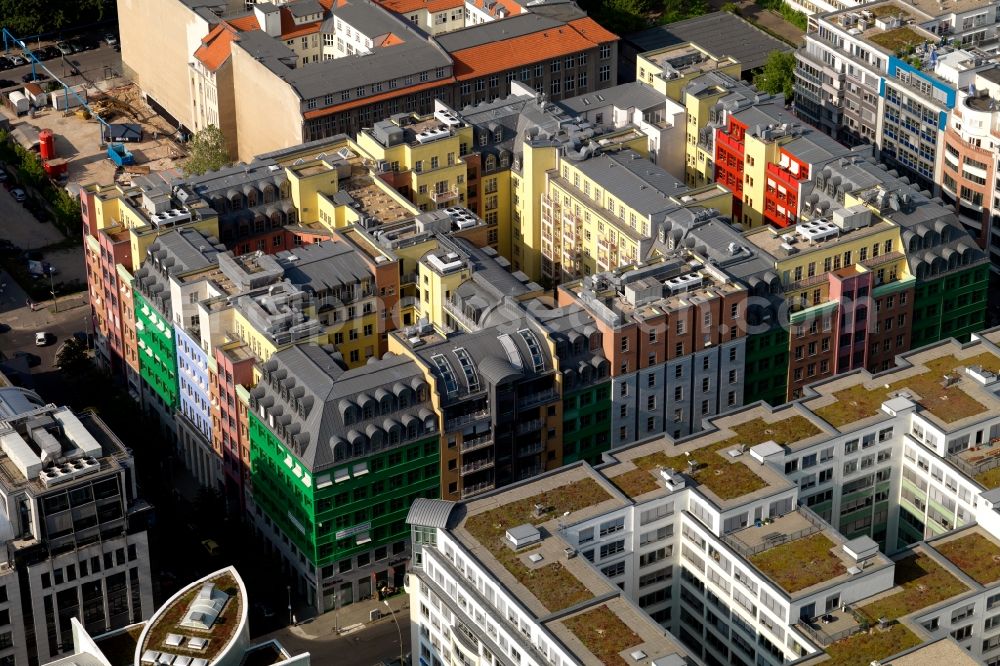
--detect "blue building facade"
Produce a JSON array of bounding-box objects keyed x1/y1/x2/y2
[{"x1": 175, "y1": 323, "x2": 217, "y2": 487}]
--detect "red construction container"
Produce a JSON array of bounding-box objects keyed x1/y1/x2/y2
[
  {"x1": 43, "y1": 157, "x2": 68, "y2": 178},
  {"x1": 38, "y1": 129, "x2": 56, "y2": 160}
]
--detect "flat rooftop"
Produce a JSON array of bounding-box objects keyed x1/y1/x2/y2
[
  {"x1": 806, "y1": 343, "x2": 1000, "y2": 430},
  {"x1": 745, "y1": 219, "x2": 896, "y2": 261},
  {"x1": 641, "y1": 42, "x2": 728, "y2": 76},
  {"x1": 455, "y1": 466, "x2": 628, "y2": 616},
  {"x1": 738, "y1": 510, "x2": 892, "y2": 597},
  {"x1": 550, "y1": 598, "x2": 689, "y2": 666},
  {"x1": 340, "y1": 161, "x2": 414, "y2": 224},
  {"x1": 928, "y1": 526, "x2": 1000, "y2": 586},
  {"x1": 603, "y1": 407, "x2": 823, "y2": 504}
]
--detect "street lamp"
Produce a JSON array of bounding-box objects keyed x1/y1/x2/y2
[
  {"x1": 383, "y1": 598, "x2": 404, "y2": 666},
  {"x1": 287, "y1": 585, "x2": 293, "y2": 626},
  {"x1": 49, "y1": 270, "x2": 58, "y2": 313}
]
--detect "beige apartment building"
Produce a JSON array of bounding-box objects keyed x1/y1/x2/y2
[{"x1": 118, "y1": 0, "x2": 618, "y2": 161}]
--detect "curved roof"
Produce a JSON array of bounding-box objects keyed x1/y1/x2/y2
[
  {"x1": 479, "y1": 355, "x2": 522, "y2": 384},
  {"x1": 406, "y1": 498, "x2": 457, "y2": 529}
]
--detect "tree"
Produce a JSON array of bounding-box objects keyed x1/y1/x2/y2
[
  {"x1": 754, "y1": 51, "x2": 797, "y2": 102},
  {"x1": 56, "y1": 338, "x2": 92, "y2": 377},
  {"x1": 720, "y1": 2, "x2": 740, "y2": 13},
  {"x1": 183, "y1": 125, "x2": 232, "y2": 176},
  {"x1": 15, "y1": 145, "x2": 46, "y2": 188}
]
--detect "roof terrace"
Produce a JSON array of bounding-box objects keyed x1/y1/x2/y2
[
  {"x1": 745, "y1": 219, "x2": 895, "y2": 261},
  {"x1": 641, "y1": 43, "x2": 731, "y2": 78},
  {"x1": 457, "y1": 467, "x2": 626, "y2": 615},
  {"x1": 341, "y1": 162, "x2": 414, "y2": 224},
  {"x1": 606, "y1": 410, "x2": 821, "y2": 501}
]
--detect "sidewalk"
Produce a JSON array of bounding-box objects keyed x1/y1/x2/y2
[{"x1": 289, "y1": 596, "x2": 410, "y2": 641}]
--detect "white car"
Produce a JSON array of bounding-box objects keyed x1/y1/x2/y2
[
  {"x1": 35, "y1": 332, "x2": 50, "y2": 347},
  {"x1": 11, "y1": 188, "x2": 25, "y2": 202}
]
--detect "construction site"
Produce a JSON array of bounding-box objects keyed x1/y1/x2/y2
[{"x1": 3, "y1": 80, "x2": 187, "y2": 187}]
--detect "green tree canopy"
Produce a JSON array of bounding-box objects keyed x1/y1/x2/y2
[
  {"x1": 183, "y1": 125, "x2": 232, "y2": 176},
  {"x1": 0, "y1": 0, "x2": 109, "y2": 35},
  {"x1": 754, "y1": 51, "x2": 797, "y2": 101},
  {"x1": 56, "y1": 338, "x2": 92, "y2": 376}
]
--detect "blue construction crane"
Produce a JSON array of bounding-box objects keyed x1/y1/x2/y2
[{"x1": 2, "y1": 27, "x2": 112, "y2": 141}]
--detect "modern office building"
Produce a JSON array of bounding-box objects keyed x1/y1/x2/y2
[
  {"x1": 44, "y1": 566, "x2": 309, "y2": 666},
  {"x1": 247, "y1": 343, "x2": 439, "y2": 612},
  {"x1": 407, "y1": 326, "x2": 1000, "y2": 666},
  {"x1": 794, "y1": 0, "x2": 1000, "y2": 260},
  {"x1": 0, "y1": 395, "x2": 153, "y2": 666}
]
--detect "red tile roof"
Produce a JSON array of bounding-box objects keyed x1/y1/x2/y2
[
  {"x1": 377, "y1": 0, "x2": 464, "y2": 13},
  {"x1": 469, "y1": 0, "x2": 522, "y2": 18},
  {"x1": 194, "y1": 23, "x2": 241, "y2": 71},
  {"x1": 227, "y1": 14, "x2": 261, "y2": 31},
  {"x1": 302, "y1": 78, "x2": 453, "y2": 119},
  {"x1": 567, "y1": 17, "x2": 618, "y2": 44},
  {"x1": 450, "y1": 17, "x2": 618, "y2": 80}
]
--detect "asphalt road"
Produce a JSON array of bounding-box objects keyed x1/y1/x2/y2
[
  {"x1": 259, "y1": 618, "x2": 412, "y2": 665},
  {"x1": 0, "y1": 41, "x2": 122, "y2": 88}
]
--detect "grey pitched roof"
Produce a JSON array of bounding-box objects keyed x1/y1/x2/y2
[
  {"x1": 434, "y1": 13, "x2": 564, "y2": 52},
  {"x1": 274, "y1": 241, "x2": 373, "y2": 293},
  {"x1": 135, "y1": 228, "x2": 225, "y2": 311},
  {"x1": 559, "y1": 81, "x2": 667, "y2": 115},
  {"x1": 254, "y1": 345, "x2": 432, "y2": 472},
  {"x1": 574, "y1": 150, "x2": 687, "y2": 218},
  {"x1": 624, "y1": 11, "x2": 793, "y2": 73},
  {"x1": 286, "y1": 0, "x2": 323, "y2": 17},
  {"x1": 406, "y1": 498, "x2": 457, "y2": 528}
]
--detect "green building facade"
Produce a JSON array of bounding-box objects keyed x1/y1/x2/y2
[
  {"x1": 745, "y1": 327, "x2": 789, "y2": 407},
  {"x1": 911, "y1": 264, "x2": 989, "y2": 348},
  {"x1": 561, "y1": 381, "x2": 612, "y2": 465},
  {"x1": 134, "y1": 291, "x2": 179, "y2": 411}
]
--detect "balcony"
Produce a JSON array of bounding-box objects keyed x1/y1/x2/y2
[
  {"x1": 515, "y1": 419, "x2": 542, "y2": 435},
  {"x1": 517, "y1": 388, "x2": 558, "y2": 409},
  {"x1": 516, "y1": 442, "x2": 543, "y2": 457},
  {"x1": 460, "y1": 433, "x2": 493, "y2": 453},
  {"x1": 460, "y1": 456, "x2": 495, "y2": 476},
  {"x1": 462, "y1": 480, "x2": 495, "y2": 499},
  {"x1": 430, "y1": 187, "x2": 459, "y2": 203},
  {"x1": 446, "y1": 409, "x2": 490, "y2": 431}
]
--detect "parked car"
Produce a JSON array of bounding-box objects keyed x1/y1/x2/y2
[
  {"x1": 56, "y1": 41, "x2": 73, "y2": 56},
  {"x1": 38, "y1": 46, "x2": 59, "y2": 60},
  {"x1": 35, "y1": 332, "x2": 51, "y2": 347},
  {"x1": 0, "y1": 57, "x2": 11, "y2": 71},
  {"x1": 104, "y1": 32, "x2": 119, "y2": 47},
  {"x1": 0, "y1": 171, "x2": 7, "y2": 183},
  {"x1": 10, "y1": 188, "x2": 26, "y2": 203},
  {"x1": 8, "y1": 55, "x2": 24, "y2": 66}
]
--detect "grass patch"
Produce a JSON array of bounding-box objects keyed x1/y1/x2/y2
[
  {"x1": 860, "y1": 553, "x2": 967, "y2": 621},
  {"x1": 561, "y1": 605, "x2": 642, "y2": 666},
  {"x1": 867, "y1": 26, "x2": 928, "y2": 54},
  {"x1": 824, "y1": 624, "x2": 921, "y2": 666},
  {"x1": 609, "y1": 468, "x2": 659, "y2": 497},
  {"x1": 934, "y1": 533, "x2": 1000, "y2": 585},
  {"x1": 749, "y1": 533, "x2": 845, "y2": 593},
  {"x1": 141, "y1": 571, "x2": 242, "y2": 660},
  {"x1": 631, "y1": 417, "x2": 819, "y2": 500},
  {"x1": 868, "y1": 4, "x2": 912, "y2": 19},
  {"x1": 464, "y1": 478, "x2": 610, "y2": 612},
  {"x1": 976, "y1": 467, "x2": 1000, "y2": 489},
  {"x1": 815, "y1": 353, "x2": 1000, "y2": 427}
]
